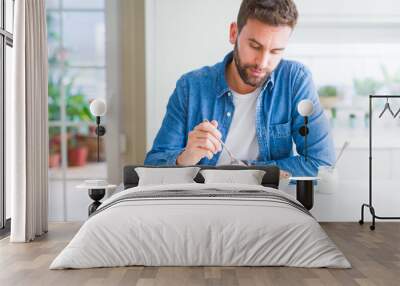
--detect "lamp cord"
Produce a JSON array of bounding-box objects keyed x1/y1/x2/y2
[
  {"x1": 304, "y1": 116, "x2": 308, "y2": 162},
  {"x1": 97, "y1": 127, "x2": 100, "y2": 162},
  {"x1": 96, "y1": 116, "x2": 100, "y2": 162}
]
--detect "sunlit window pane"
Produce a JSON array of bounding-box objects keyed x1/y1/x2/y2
[
  {"x1": 5, "y1": 0, "x2": 14, "y2": 33},
  {"x1": 65, "y1": 68, "x2": 105, "y2": 101},
  {"x1": 62, "y1": 12, "x2": 105, "y2": 66},
  {"x1": 46, "y1": 0, "x2": 60, "y2": 9},
  {"x1": 286, "y1": 43, "x2": 400, "y2": 109},
  {"x1": 6, "y1": 45, "x2": 12, "y2": 115},
  {"x1": 63, "y1": 0, "x2": 104, "y2": 9},
  {"x1": 0, "y1": 1, "x2": 2, "y2": 28},
  {"x1": 286, "y1": 43, "x2": 400, "y2": 147},
  {"x1": 47, "y1": 12, "x2": 61, "y2": 69}
]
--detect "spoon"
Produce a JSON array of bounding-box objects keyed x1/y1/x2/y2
[
  {"x1": 333, "y1": 141, "x2": 350, "y2": 169},
  {"x1": 203, "y1": 119, "x2": 247, "y2": 166}
]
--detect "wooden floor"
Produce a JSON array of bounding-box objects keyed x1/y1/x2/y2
[{"x1": 0, "y1": 222, "x2": 399, "y2": 286}]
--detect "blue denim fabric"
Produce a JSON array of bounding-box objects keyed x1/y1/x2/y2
[{"x1": 144, "y1": 51, "x2": 335, "y2": 176}]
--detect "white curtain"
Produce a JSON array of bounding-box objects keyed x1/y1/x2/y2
[{"x1": 9, "y1": 0, "x2": 48, "y2": 242}]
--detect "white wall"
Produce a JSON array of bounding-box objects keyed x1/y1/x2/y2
[{"x1": 145, "y1": 0, "x2": 400, "y2": 221}]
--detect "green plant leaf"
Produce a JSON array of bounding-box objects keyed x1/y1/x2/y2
[{"x1": 318, "y1": 85, "x2": 338, "y2": 97}]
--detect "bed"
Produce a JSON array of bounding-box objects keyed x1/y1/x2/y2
[{"x1": 50, "y1": 165, "x2": 351, "y2": 269}]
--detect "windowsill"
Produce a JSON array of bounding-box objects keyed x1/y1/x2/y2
[{"x1": 48, "y1": 162, "x2": 107, "y2": 180}]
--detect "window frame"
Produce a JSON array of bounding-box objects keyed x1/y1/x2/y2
[{"x1": 0, "y1": 0, "x2": 14, "y2": 235}]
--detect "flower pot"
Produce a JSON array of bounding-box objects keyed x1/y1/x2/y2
[
  {"x1": 49, "y1": 153, "x2": 61, "y2": 168},
  {"x1": 319, "y1": 96, "x2": 338, "y2": 110},
  {"x1": 68, "y1": 146, "x2": 88, "y2": 167},
  {"x1": 80, "y1": 135, "x2": 105, "y2": 162}
]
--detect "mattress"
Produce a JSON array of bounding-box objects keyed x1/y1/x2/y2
[{"x1": 50, "y1": 183, "x2": 351, "y2": 269}]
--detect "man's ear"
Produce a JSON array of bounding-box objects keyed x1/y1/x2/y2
[{"x1": 229, "y1": 22, "x2": 238, "y2": 45}]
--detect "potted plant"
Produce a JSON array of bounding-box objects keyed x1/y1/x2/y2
[
  {"x1": 67, "y1": 131, "x2": 89, "y2": 167},
  {"x1": 49, "y1": 148, "x2": 61, "y2": 168},
  {"x1": 65, "y1": 83, "x2": 99, "y2": 164},
  {"x1": 48, "y1": 128, "x2": 61, "y2": 168},
  {"x1": 65, "y1": 82, "x2": 93, "y2": 122},
  {"x1": 353, "y1": 77, "x2": 383, "y2": 97},
  {"x1": 85, "y1": 128, "x2": 105, "y2": 162},
  {"x1": 48, "y1": 79, "x2": 93, "y2": 167},
  {"x1": 49, "y1": 139, "x2": 61, "y2": 168},
  {"x1": 318, "y1": 85, "x2": 339, "y2": 110}
]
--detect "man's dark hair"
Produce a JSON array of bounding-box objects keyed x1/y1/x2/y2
[{"x1": 237, "y1": 0, "x2": 298, "y2": 32}]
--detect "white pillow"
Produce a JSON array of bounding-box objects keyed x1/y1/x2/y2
[
  {"x1": 200, "y1": 169, "x2": 266, "y2": 185},
  {"x1": 135, "y1": 167, "x2": 201, "y2": 186}
]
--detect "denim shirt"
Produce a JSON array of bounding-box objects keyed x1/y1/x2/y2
[{"x1": 144, "y1": 51, "x2": 335, "y2": 176}]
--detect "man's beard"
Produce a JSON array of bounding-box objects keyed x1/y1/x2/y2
[{"x1": 233, "y1": 43, "x2": 271, "y2": 88}]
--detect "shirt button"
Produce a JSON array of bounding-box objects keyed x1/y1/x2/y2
[
  {"x1": 227, "y1": 112, "x2": 231, "y2": 117},
  {"x1": 228, "y1": 92, "x2": 232, "y2": 96}
]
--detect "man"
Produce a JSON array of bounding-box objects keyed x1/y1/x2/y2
[{"x1": 144, "y1": 0, "x2": 335, "y2": 177}]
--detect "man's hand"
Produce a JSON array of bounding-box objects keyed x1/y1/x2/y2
[{"x1": 176, "y1": 120, "x2": 222, "y2": 166}]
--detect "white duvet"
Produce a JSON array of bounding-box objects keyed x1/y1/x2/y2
[{"x1": 50, "y1": 183, "x2": 351, "y2": 269}]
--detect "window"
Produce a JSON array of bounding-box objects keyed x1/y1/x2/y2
[
  {"x1": 0, "y1": 0, "x2": 14, "y2": 234},
  {"x1": 46, "y1": 0, "x2": 107, "y2": 221},
  {"x1": 285, "y1": 6, "x2": 400, "y2": 148},
  {"x1": 286, "y1": 43, "x2": 400, "y2": 128}
]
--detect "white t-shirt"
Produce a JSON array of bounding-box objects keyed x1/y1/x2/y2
[{"x1": 217, "y1": 88, "x2": 260, "y2": 165}]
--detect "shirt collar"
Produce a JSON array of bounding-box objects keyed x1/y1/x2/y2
[{"x1": 216, "y1": 51, "x2": 275, "y2": 98}]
